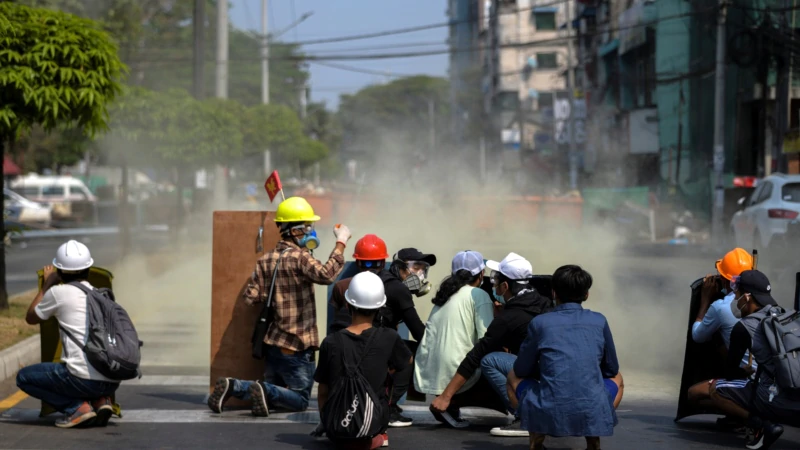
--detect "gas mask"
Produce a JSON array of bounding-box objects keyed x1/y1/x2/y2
[
  {"x1": 402, "y1": 265, "x2": 432, "y2": 297},
  {"x1": 290, "y1": 224, "x2": 319, "y2": 250}
]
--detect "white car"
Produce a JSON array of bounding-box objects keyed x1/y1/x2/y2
[
  {"x1": 4, "y1": 188, "x2": 52, "y2": 226},
  {"x1": 731, "y1": 173, "x2": 800, "y2": 250}
]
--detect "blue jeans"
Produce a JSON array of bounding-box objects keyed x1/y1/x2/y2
[
  {"x1": 16, "y1": 363, "x2": 119, "y2": 415},
  {"x1": 481, "y1": 351, "x2": 517, "y2": 416},
  {"x1": 230, "y1": 345, "x2": 315, "y2": 412}
]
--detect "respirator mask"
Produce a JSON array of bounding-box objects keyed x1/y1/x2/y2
[
  {"x1": 402, "y1": 260, "x2": 432, "y2": 297},
  {"x1": 290, "y1": 224, "x2": 319, "y2": 250}
]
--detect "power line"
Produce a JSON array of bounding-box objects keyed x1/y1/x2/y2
[
  {"x1": 308, "y1": 61, "x2": 411, "y2": 78},
  {"x1": 280, "y1": 0, "x2": 572, "y2": 46}
]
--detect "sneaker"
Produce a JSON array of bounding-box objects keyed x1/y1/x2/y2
[
  {"x1": 746, "y1": 422, "x2": 784, "y2": 449},
  {"x1": 388, "y1": 405, "x2": 413, "y2": 428},
  {"x1": 55, "y1": 402, "x2": 96, "y2": 428},
  {"x1": 91, "y1": 396, "x2": 113, "y2": 427},
  {"x1": 249, "y1": 382, "x2": 269, "y2": 417},
  {"x1": 490, "y1": 419, "x2": 529, "y2": 437},
  {"x1": 208, "y1": 377, "x2": 233, "y2": 414}
]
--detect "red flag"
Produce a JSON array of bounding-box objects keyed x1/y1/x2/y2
[{"x1": 264, "y1": 170, "x2": 283, "y2": 202}]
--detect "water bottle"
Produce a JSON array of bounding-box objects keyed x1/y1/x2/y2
[{"x1": 769, "y1": 383, "x2": 779, "y2": 403}]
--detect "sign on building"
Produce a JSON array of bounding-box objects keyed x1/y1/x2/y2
[{"x1": 553, "y1": 97, "x2": 587, "y2": 146}]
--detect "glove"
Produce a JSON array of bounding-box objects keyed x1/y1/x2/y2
[
  {"x1": 310, "y1": 422, "x2": 326, "y2": 437},
  {"x1": 333, "y1": 224, "x2": 352, "y2": 244}
]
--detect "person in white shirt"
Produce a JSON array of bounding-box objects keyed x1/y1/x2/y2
[{"x1": 17, "y1": 240, "x2": 119, "y2": 429}]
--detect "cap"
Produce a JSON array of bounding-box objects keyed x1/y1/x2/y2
[
  {"x1": 395, "y1": 248, "x2": 437, "y2": 266},
  {"x1": 451, "y1": 250, "x2": 485, "y2": 276},
  {"x1": 486, "y1": 252, "x2": 533, "y2": 283},
  {"x1": 738, "y1": 270, "x2": 778, "y2": 307}
]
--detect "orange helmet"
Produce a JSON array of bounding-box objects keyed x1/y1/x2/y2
[
  {"x1": 716, "y1": 248, "x2": 754, "y2": 280},
  {"x1": 353, "y1": 234, "x2": 389, "y2": 260}
]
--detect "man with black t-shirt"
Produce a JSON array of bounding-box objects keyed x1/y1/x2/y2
[
  {"x1": 330, "y1": 245, "x2": 436, "y2": 427},
  {"x1": 316, "y1": 272, "x2": 413, "y2": 450}
]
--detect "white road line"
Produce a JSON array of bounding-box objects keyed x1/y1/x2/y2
[
  {"x1": 126, "y1": 375, "x2": 209, "y2": 386},
  {"x1": 0, "y1": 407, "x2": 511, "y2": 426}
]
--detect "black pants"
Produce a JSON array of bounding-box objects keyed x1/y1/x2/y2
[
  {"x1": 390, "y1": 340, "x2": 424, "y2": 405},
  {"x1": 448, "y1": 375, "x2": 507, "y2": 415}
]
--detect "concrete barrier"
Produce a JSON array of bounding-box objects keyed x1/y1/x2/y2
[{"x1": 0, "y1": 335, "x2": 40, "y2": 385}]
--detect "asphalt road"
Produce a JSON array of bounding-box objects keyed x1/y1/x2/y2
[
  {"x1": 1, "y1": 376, "x2": 799, "y2": 450},
  {"x1": 5, "y1": 233, "x2": 173, "y2": 296},
  {"x1": 1, "y1": 248, "x2": 798, "y2": 449}
]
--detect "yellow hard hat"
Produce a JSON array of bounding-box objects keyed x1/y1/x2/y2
[{"x1": 274, "y1": 197, "x2": 321, "y2": 223}]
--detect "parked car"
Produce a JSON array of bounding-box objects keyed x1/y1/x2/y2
[
  {"x1": 10, "y1": 174, "x2": 96, "y2": 221},
  {"x1": 4, "y1": 188, "x2": 52, "y2": 226},
  {"x1": 731, "y1": 173, "x2": 800, "y2": 251}
]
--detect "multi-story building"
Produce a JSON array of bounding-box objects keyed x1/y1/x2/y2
[
  {"x1": 481, "y1": 0, "x2": 576, "y2": 186},
  {"x1": 447, "y1": 0, "x2": 482, "y2": 144}
]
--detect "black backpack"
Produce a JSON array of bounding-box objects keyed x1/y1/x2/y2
[
  {"x1": 321, "y1": 329, "x2": 386, "y2": 441},
  {"x1": 60, "y1": 282, "x2": 143, "y2": 381}
]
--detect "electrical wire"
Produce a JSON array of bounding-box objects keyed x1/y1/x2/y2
[
  {"x1": 127, "y1": 7, "x2": 719, "y2": 65},
  {"x1": 308, "y1": 61, "x2": 411, "y2": 78}
]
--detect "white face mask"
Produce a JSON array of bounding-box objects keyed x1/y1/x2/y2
[{"x1": 731, "y1": 294, "x2": 749, "y2": 319}]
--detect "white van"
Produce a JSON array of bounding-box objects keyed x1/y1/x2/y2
[{"x1": 10, "y1": 174, "x2": 96, "y2": 220}]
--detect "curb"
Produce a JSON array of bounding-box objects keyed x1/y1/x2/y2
[{"x1": 0, "y1": 334, "x2": 40, "y2": 384}]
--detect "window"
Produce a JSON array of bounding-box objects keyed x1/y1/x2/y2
[
  {"x1": 538, "y1": 92, "x2": 554, "y2": 110},
  {"x1": 536, "y1": 53, "x2": 558, "y2": 70},
  {"x1": 494, "y1": 91, "x2": 519, "y2": 112},
  {"x1": 782, "y1": 183, "x2": 800, "y2": 203},
  {"x1": 17, "y1": 187, "x2": 39, "y2": 197},
  {"x1": 42, "y1": 185, "x2": 65, "y2": 197},
  {"x1": 754, "y1": 182, "x2": 773, "y2": 205},
  {"x1": 534, "y1": 12, "x2": 556, "y2": 31}
]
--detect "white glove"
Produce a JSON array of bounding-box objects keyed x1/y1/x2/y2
[{"x1": 333, "y1": 224, "x2": 352, "y2": 244}]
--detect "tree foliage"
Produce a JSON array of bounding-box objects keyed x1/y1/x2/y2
[
  {"x1": 0, "y1": 2, "x2": 126, "y2": 137},
  {"x1": 109, "y1": 87, "x2": 243, "y2": 167},
  {"x1": 0, "y1": 1, "x2": 124, "y2": 309},
  {"x1": 337, "y1": 76, "x2": 451, "y2": 159}
]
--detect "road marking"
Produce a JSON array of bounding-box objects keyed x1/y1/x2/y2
[
  {"x1": 0, "y1": 391, "x2": 29, "y2": 411},
  {"x1": 127, "y1": 375, "x2": 208, "y2": 386},
  {"x1": 0, "y1": 406, "x2": 510, "y2": 426}
]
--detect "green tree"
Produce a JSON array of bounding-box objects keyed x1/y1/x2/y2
[
  {"x1": 0, "y1": 2, "x2": 125, "y2": 308},
  {"x1": 338, "y1": 76, "x2": 451, "y2": 162}
]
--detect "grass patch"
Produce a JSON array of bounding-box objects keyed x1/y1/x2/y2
[{"x1": 0, "y1": 289, "x2": 39, "y2": 352}]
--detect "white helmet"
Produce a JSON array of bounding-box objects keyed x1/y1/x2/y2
[
  {"x1": 344, "y1": 272, "x2": 387, "y2": 310},
  {"x1": 53, "y1": 240, "x2": 94, "y2": 272}
]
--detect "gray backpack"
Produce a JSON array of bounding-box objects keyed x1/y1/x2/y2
[
  {"x1": 756, "y1": 306, "x2": 800, "y2": 389},
  {"x1": 60, "y1": 282, "x2": 143, "y2": 381}
]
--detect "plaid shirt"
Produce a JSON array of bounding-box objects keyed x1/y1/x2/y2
[{"x1": 244, "y1": 240, "x2": 345, "y2": 352}]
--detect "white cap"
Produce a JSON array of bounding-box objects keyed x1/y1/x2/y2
[
  {"x1": 345, "y1": 272, "x2": 387, "y2": 310},
  {"x1": 53, "y1": 240, "x2": 94, "y2": 272},
  {"x1": 451, "y1": 250, "x2": 485, "y2": 276},
  {"x1": 486, "y1": 252, "x2": 532, "y2": 283}
]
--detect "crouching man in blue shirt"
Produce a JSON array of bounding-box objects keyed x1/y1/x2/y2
[{"x1": 504, "y1": 265, "x2": 623, "y2": 450}]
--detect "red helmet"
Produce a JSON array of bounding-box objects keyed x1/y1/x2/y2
[{"x1": 353, "y1": 234, "x2": 389, "y2": 260}]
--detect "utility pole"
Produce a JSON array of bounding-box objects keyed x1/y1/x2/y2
[
  {"x1": 565, "y1": 1, "x2": 578, "y2": 191},
  {"x1": 774, "y1": 0, "x2": 794, "y2": 174},
  {"x1": 711, "y1": 0, "x2": 728, "y2": 249},
  {"x1": 261, "y1": 0, "x2": 270, "y2": 104},
  {"x1": 429, "y1": 99, "x2": 436, "y2": 154},
  {"x1": 214, "y1": 0, "x2": 229, "y2": 208},
  {"x1": 193, "y1": 0, "x2": 205, "y2": 99}
]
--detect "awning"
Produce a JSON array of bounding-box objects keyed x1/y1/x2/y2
[
  {"x1": 560, "y1": 7, "x2": 596, "y2": 29},
  {"x1": 3, "y1": 157, "x2": 21, "y2": 176},
  {"x1": 599, "y1": 39, "x2": 619, "y2": 57}
]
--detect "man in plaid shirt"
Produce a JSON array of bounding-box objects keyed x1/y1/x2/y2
[{"x1": 207, "y1": 197, "x2": 351, "y2": 416}]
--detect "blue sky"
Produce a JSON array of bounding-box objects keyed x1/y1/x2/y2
[{"x1": 229, "y1": 0, "x2": 449, "y2": 109}]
